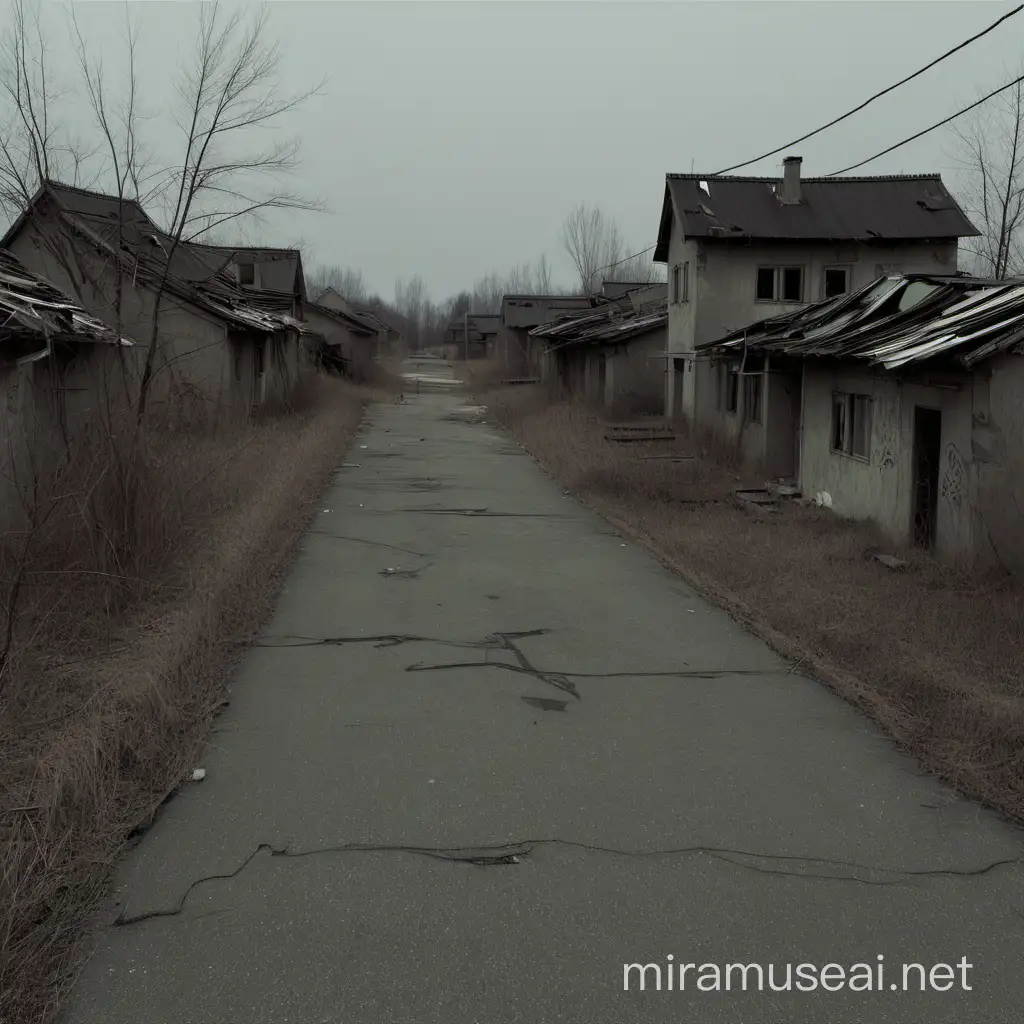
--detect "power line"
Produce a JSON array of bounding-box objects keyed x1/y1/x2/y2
[
  {"x1": 828, "y1": 71, "x2": 1024, "y2": 176},
  {"x1": 711, "y1": 2, "x2": 1023, "y2": 176},
  {"x1": 594, "y1": 244, "x2": 658, "y2": 277}
]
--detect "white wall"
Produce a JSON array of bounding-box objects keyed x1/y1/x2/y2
[{"x1": 800, "y1": 361, "x2": 974, "y2": 561}]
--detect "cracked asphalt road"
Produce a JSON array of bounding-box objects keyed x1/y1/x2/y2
[{"x1": 59, "y1": 359, "x2": 1024, "y2": 1023}]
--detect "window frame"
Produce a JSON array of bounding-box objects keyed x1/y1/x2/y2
[
  {"x1": 743, "y1": 372, "x2": 763, "y2": 424},
  {"x1": 830, "y1": 390, "x2": 872, "y2": 462},
  {"x1": 237, "y1": 261, "x2": 256, "y2": 287},
  {"x1": 671, "y1": 264, "x2": 680, "y2": 303},
  {"x1": 823, "y1": 265, "x2": 852, "y2": 299},
  {"x1": 755, "y1": 265, "x2": 805, "y2": 303}
]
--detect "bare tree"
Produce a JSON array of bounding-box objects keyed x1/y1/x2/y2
[
  {"x1": 307, "y1": 264, "x2": 368, "y2": 303},
  {"x1": 0, "y1": 0, "x2": 102, "y2": 217},
  {"x1": 135, "y1": 2, "x2": 323, "y2": 420},
  {"x1": 949, "y1": 76, "x2": 1024, "y2": 278},
  {"x1": 562, "y1": 203, "x2": 624, "y2": 294},
  {"x1": 394, "y1": 274, "x2": 427, "y2": 348}
]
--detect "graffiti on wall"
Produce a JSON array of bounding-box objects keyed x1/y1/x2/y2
[
  {"x1": 941, "y1": 443, "x2": 966, "y2": 506},
  {"x1": 874, "y1": 415, "x2": 897, "y2": 471}
]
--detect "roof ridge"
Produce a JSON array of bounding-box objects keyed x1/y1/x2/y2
[
  {"x1": 45, "y1": 179, "x2": 146, "y2": 205},
  {"x1": 667, "y1": 173, "x2": 943, "y2": 183}
]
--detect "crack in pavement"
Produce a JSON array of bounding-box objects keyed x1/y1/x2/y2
[
  {"x1": 253, "y1": 629, "x2": 550, "y2": 652},
  {"x1": 252, "y1": 629, "x2": 789, "y2": 700},
  {"x1": 365, "y1": 507, "x2": 575, "y2": 519},
  {"x1": 111, "y1": 839, "x2": 1024, "y2": 928},
  {"x1": 307, "y1": 533, "x2": 432, "y2": 560}
]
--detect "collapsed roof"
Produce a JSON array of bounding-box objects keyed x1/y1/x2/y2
[
  {"x1": 530, "y1": 296, "x2": 667, "y2": 351},
  {"x1": 704, "y1": 273, "x2": 1024, "y2": 370},
  {"x1": 2, "y1": 181, "x2": 310, "y2": 336},
  {"x1": 0, "y1": 248, "x2": 132, "y2": 362}
]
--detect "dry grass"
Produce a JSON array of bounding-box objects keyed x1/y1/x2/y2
[
  {"x1": 0, "y1": 375, "x2": 372, "y2": 1024},
  {"x1": 489, "y1": 387, "x2": 1024, "y2": 824}
]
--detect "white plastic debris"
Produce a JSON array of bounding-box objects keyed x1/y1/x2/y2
[{"x1": 190, "y1": 768, "x2": 206, "y2": 782}]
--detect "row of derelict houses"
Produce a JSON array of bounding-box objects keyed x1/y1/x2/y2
[
  {"x1": 0, "y1": 180, "x2": 408, "y2": 526},
  {"x1": 460, "y1": 156, "x2": 1024, "y2": 574}
]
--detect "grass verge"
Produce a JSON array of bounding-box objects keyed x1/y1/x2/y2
[
  {"x1": 0, "y1": 375, "x2": 373, "y2": 1024},
  {"x1": 486, "y1": 387, "x2": 1024, "y2": 825}
]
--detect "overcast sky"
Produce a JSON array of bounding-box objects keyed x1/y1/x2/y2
[{"x1": 34, "y1": 2, "x2": 1024, "y2": 299}]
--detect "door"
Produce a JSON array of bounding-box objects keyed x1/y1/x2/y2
[{"x1": 912, "y1": 406, "x2": 942, "y2": 549}]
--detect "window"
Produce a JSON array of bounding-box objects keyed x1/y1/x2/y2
[
  {"x1": 670, "y1": 262, "x2": 689, "y2": 304},
  {"x1": 824, "y1": 266, "x2": 851, "y2": 298},
  {"x1": 756, "y1": 266, "x2": 804, "y2": 302},
  {"x1": 237, "y1": 262, "x2": 255, "y2": 286},
  {"x1": 743, "y1": 372, "x2": 763, "y2": 423},
  {"x1": 831, "y1": 391, "x2": 872, "y2": 459}
]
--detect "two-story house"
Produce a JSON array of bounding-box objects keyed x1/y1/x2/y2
[{"x1": 654, "y1": 156, "x2": 979, "y2": 476}]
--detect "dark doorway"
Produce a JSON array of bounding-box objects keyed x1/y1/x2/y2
[
  {"x1": 912, "y1": 406, "x2": 942, "y2": 549},
  {"x1": 597, "y1": 353, "x2": 607, "y2": 404}
]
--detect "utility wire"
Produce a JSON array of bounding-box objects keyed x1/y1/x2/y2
[
  {"x1": 589, "y1": 5, "x2": 1023, "y2": 274},
  {"x1": 712, "y1": 2, "x2": 1024, "y2": 176},
  {"x1": 828, "y1": 71, "x2": 1024, "y2": 175},
  {"x1": 593, "y1": 243, "x2": 658, "y2": 277}
]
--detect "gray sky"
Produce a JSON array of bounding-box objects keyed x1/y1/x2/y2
[{"x1": 38, "y1": 2, "x2": 1024, "y2": 299}]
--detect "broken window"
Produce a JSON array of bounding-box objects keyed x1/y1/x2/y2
[
  {"x1": 756, "y1": 267, "x2": 775, "y2": 301},
  {"x1": 824, "y1": 266, "x2": 850, "y2": 298},
  {"x1": 237, "y1": 262, "x2": 255, "y2": 286},
  {"x1": 831, "y1": 391, "x2": 872, "y2": 459},
  {"x1": 743, "y1": 372, "x2": 763, "y2": 423},
  {"x1": 756, "y1": 266, "x2": 804, "y2": 302}
]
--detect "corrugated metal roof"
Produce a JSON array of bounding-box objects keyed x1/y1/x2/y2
[
  {"x1": 654, "y1": 173, "x2": 979, "y2": 260},
  {"x1": 0, "y1": 248, "x2": 132, "y2": 353},
  {"x1": 704, "y1": 273, "x2": 1024, "y2": 370},
  {"x1": 530, "y1": 298, "x2": 667, "y2": 350}
]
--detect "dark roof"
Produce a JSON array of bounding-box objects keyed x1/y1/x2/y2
[
  {"x1": 0, "y1": 248, "x2": 132, "y2": 359},
  {"x1": 530, "y1": 297, "x2": 667, "y2": 350},
  {"x1": 3, "y1": 181, "x2": 304, "y2": 306},
  {"x1": 306, "y1": 301, "x2": 377, "y2": 336},
  {"x1": 704, "y1": 273, "x2": 1024, "y2": 370},
  {"x1": 654, "y1": 173, "x2": 980, "y2": 260},
  {"x1": 3, "y1": 181, "x2": 310, "y2": 336}
]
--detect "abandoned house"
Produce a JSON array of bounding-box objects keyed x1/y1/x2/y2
[
  {"x1": 303, "y1": 299, "x2": 378, "y2": 377},
  {"x1": 703, "y1": 272, "x2": 1024, "y2": 572},
  {"x1": 653, "y1": 156, "x2": 981, "y2": 435},
  {"x1": 0, "y1": 181, "x2": 312, "y2": 425},
  {"x1": 498, "y1": 295, "x2": 597, "y2": 377},
  {"x1": 0, "y1": 247, "x2": 134, "y2": 528},
  {"x1": 316, "y1": 288, "x2": 407, "y2": 360},
  {"x1": 530, "y1": 284, "x2": 667, "y2": 412},
  {"x1": 443, "y1": 314, "x2": 501, "y2": 360}
]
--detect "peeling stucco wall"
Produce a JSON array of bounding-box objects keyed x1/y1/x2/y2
[
  {"x1": 973, "y1": 354, "x2": 1024, "y2": 573},
  {"x1": 800, "y1": 362, "x2": 975, "y2": 562}
]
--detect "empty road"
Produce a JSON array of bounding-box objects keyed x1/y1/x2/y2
[{"x1": 60, "y1": 359, "x2": 1024, "y2": 1023}]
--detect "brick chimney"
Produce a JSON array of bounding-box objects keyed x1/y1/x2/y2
[{"x1": 781, "y1": 155, "x2": 802, "y2": 204}]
